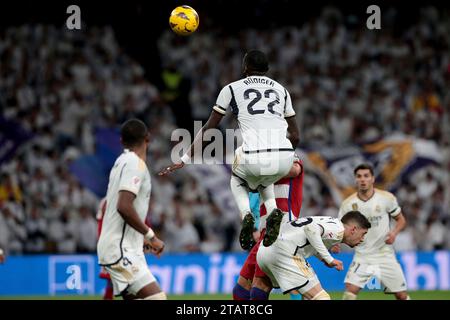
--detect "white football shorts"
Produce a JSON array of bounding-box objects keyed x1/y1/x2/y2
[
  {"x1": 232, "y1": 146, "x2": 294, "y2": 190},
  {"x1": 345, "y1": 255, "x2": 407, "y2": 293},
  {"x1": 257, "y1": 242, "x2": 320, "y2": 294},
  {"x1": 105, "y1": 250, "x2": 156, "y2": 296}
]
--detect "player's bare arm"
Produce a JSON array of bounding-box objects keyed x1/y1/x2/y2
[
  {"x1": 117, "y1": 190, "x2": 164, "y2": 256},
  {"x1": 385, "y1": 212, "x2": 407, "y2": 245},
  {"x1": 285, "y1": 116, "x2": 299, "y2": 148},
  {"x1": 158, "y1": 110, "x2": 224, "y2": 176},
  {"x1": 304, "y1": 224, "x2": 343, "y2": 271}
]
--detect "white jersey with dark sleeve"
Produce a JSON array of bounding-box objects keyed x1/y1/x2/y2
[
  {"x1": 338, "y1": 189, "x2": 401, "y2": 259},
  {"x1": 276, "y1": 216, "x2": 344, "y2": 264},
  {"x1": 97, "y1": 149, "x2": 151, "y2": 265},
  {"x1": 213, "y1": 75, "x2": 296, "y2": 151}
]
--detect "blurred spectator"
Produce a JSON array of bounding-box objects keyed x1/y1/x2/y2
[
  {"x1": 76, "y1": 206, "x2": 98, "y2": 253},
  {"x1": 393, "y1": 226, "x2": 417, "y2": 252},
  {"x1": 24, "y1": 204, "x2": 48, "y2": 253},
  {"x1": 163, "y1": 202, "x2": 200, "y2": 253},
  {"x1": 1, "y1": 6, "x2": 449, "y2": 253},
  {"x1": 47, "y1": 209, "x2": 77, "y2": 254},
  {"x1": 418, "y1": 211, "x2": 447, "y2": 251}
]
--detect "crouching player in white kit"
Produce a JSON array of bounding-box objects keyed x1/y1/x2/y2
[
  {"x1": 338, "y1": 163, "x2": 409, "y2": 300},
  {"x1": 257, "y1": 212, "x2": 370, "y2": 300},
  {"x1": 97, "y1": 119, "x2": 166, "y2": 300}
]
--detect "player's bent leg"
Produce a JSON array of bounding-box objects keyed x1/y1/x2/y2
[
  {"x1": 263, "y1": 208, "x2": 283, "y2": 247},
  {"x1": 239, "y1": 213, "x2": 256, "y2": 250},
  {"x1": 103, "y1": 279, "x2": 114, "y2": 300},
  {"x1": 230, "y1": 175, "x2": 252, "y2": 219},
  {"x1": 135, "y1": 280, "x2": 165, "y2": 300},
  {"x1": 250, "y1": 275, "x2": 272, "y2": 300},
  {"x1": 301, "y1": 284, "x2": 330, "y2": 300},
  {"x1": 233, "y1": 276, "x2": 251, "y2": 300},
  {"x1": 343, "y1": 283, "x2": 361, "y2": 300},
  {"x1": 141, "y1": 292, "x2": 167, "y2": 300},
  {"x1": 258, "y1": 184, "x2": 277, "y2": 214},
  {"x1": 311, "y1": 290, "x2": 330, "y2": 300}
]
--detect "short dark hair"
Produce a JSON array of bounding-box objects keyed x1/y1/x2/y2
[
  {"x1": 341, "y1": 211, "x2": 371, "y2": 229},
  {"x1": 244, "y1": 50, "x2": 269, "y2": 73},
  {"x1": 120, "y1": 118, "x2": 148, "y2": 148},
  {"x1": 354, "y1": 163, "x2": 374, "y2": 176}
]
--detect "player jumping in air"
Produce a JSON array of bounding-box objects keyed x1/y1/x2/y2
[
  {"x1": 159, "y1": 50, "x2": 300, "y2": 251},
  {"x1": 234, "y1": 157, "x2": 304, "y2": 300},
  {"x1": 338, "y1": 163, "x2": 410, "y2": 300},
  {"x1": 97, "y1": 119, "x2": 166, "y2": 300}
]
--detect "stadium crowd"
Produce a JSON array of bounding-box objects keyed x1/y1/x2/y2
[{"x1": 1, "y1": 6, "x2": 450, "y2": 255}]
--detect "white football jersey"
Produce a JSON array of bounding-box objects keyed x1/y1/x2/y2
[
  {"x1": 275, "y1": 216, "x2": 344, "y2": 264},
  {"x1": 97, "y1": 149, "x2": 151, "y2": 265},
  {"x1": 338, "y1": 189, "x2": 401, "y2": 260},
  {"x1": 213, "y1": 75, "x2": 296, "y2": 151}
]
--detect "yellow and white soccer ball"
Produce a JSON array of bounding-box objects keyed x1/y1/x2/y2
[{"x1": 169, "y1": 5, "x2": 199, "y2": 36}]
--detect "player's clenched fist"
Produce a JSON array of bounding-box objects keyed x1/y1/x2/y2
[{"x1": 329, "y1": 259, "x2": 344, "y2": 271}]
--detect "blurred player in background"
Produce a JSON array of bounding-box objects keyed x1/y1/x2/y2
[
  {"x1": 159, "y1": 50, "x2": 300, "y2": 252},
  {"x1": 233, "y1": 157, "x2": 303, "y2": 300},
  {"x1": 338, "y1": 163, "x2": 409, "y2": 300},
  {"x1": 96, "y1": 197, "x2": 114, "y2": 300},
  {"x1": 97, "y1": 119, "x2": 166, "y2": 300},
  {"x1": 257, "y1": 212, "x2": 371, "y2": 300}
]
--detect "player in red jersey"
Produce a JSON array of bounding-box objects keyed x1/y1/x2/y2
[
  {"x1": 96, "y1": 197, "x2": 114, "y2": 300},
  {"x1": 233, "y1": 157, "x2": 304, "y2": 300}
]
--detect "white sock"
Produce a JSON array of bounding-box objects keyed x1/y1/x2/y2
[
  {"x1": 259, "y1": 184, "x2": 277, "y2": 213},
  {"x1": 141, "y1": 292, "x2": 167, "y2": 300},
  {"x1": 342, "y1": 291, "x2": 357, "y2": 300},
  {"x1": 230, "y1": 175, "x2": 251, "y2": 219},
  {"x1": 311, "y1": 290, "x2": 331, "y2": 300}
]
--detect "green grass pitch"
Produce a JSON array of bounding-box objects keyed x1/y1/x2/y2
[{"x1": 1, "y1": 291, "x2": 450, "y2": 300}]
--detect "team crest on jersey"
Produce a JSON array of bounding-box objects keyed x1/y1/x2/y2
[
  {"x1": 131, "y1": 265, "x2": 139, "y2": 274},
  {"x1": 375, "y1": 205, "x2": 381, "y2": 213},
  {"x1": 352, "y1": 203, "x2": 358, "y2": 210}
]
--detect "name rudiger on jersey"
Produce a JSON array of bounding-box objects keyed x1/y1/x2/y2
[{"x1": 243, "y1": 77, "x2": 275, "y2": 87}]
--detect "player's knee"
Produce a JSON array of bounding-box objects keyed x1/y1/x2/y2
[
  {"x1": 342, "y1": 291, "x2": 357, "y2": 300},
  {"x1": 233, "y1": 283, "x2": 250, "y2": 300},
  {"x1": 311, "y1": 290, "x2": 330, "y2": 300},
  {"x1": 142, "y1": 292, "x2": 167, "y2": 300}
]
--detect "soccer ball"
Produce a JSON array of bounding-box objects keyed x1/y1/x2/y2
[{"x1": 169, "y1": 5, "x2": 199, "y2": 36}]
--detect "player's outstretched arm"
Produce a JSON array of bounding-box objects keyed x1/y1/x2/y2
[
  {"x1": 158, "y1": 110, "x2": 224, "y2": 176},
  {"x1": 385, "y1": 212, "x2": 406, "y2": 244}
]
